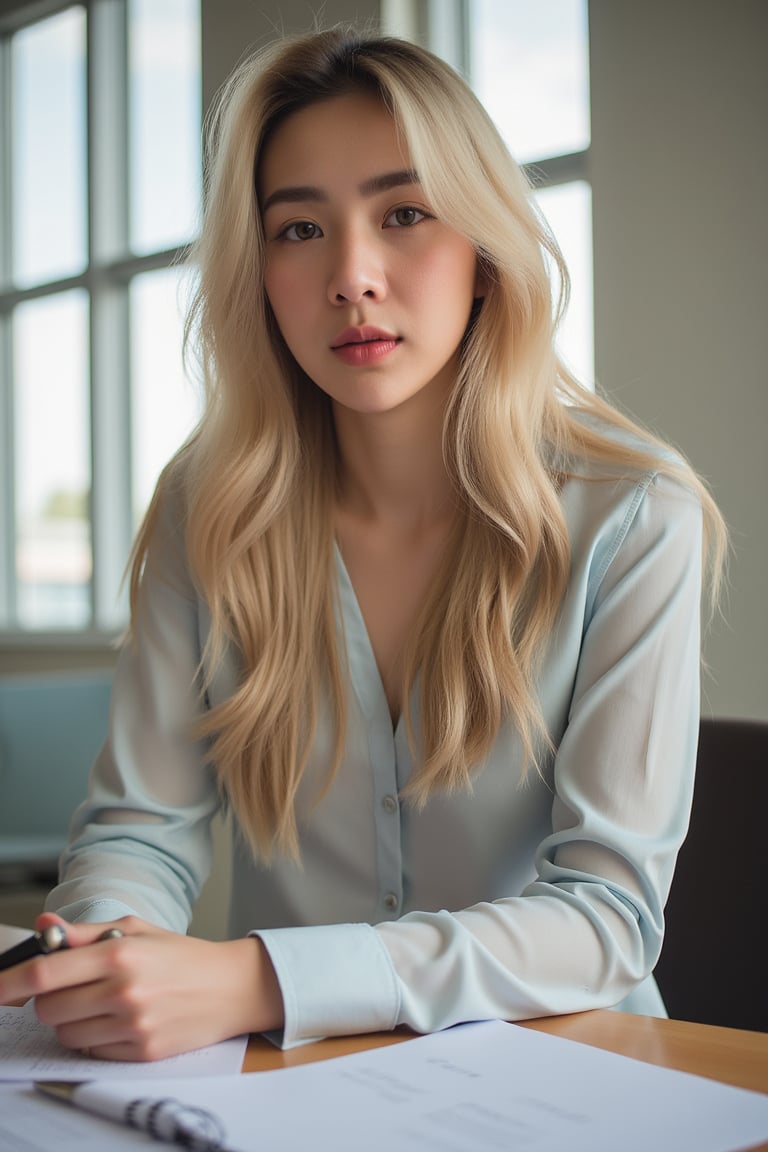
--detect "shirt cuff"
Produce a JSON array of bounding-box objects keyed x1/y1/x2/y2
[{"x1": 252, "y1": 922, "x2": 401, "y2": 1048}]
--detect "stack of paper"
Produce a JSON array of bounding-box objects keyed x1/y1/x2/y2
[
  {"x1": 1, "y1": 1011, "x2": 766, "y2": 1151},
  {"x1": 0, "y1": 998, "x2": 248, "y2": 1150}
]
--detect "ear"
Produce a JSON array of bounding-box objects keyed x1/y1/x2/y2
[{"x1": 473, "y1": 257, "x2": 490, "y2": 300}]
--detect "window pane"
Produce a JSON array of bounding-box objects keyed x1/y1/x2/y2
[
  {"x1": 470, "y1": 0, "x2": 590, "y2": 163},
  {"x1": 14, "y1": 291, "x2": 91, "y2": 628},
  {"x1": 130, "y1": 268, "x2": 201, "y2": 525},
  {"x1": 11, "y1": 8, "x2": 87, "y2": 288},
  {"x1": 128, "y1": 0, "x2": 202, "y2": 255},
  {"x1": 535, "y1": 180, "x2": 594, "y2": 384}
]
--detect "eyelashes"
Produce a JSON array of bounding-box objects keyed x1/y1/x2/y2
[
  {"x1": 277, "y1": 220, "x2": 322, "y2": 242},
  {"x1": 384, "y1": 206, "x2": 430, "y2": 228},
  {"x1": 273, "y1": 204, "x2": 432, "y2": 242}
]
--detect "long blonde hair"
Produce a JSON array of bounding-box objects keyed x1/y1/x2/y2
[{"x1": 130, "y1": 28, "x2": 726, "y2": 859}]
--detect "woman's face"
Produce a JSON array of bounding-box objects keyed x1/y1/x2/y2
[{"x1": 260, "y1": 91, "x2": 481, "y2": 420}]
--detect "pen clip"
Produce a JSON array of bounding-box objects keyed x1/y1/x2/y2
[
  {"x1": 38, "y1": 925, "x2": 69, "y2": 954},
  {"x1": 35, "y1": 1081, "x2": 80, "y2": 1102}
]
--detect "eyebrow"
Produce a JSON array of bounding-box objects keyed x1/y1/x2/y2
[{"x1": 261, "y1": 168, "x2": 419, "y2": 212}]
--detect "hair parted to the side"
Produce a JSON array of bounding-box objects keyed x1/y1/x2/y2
[{"x1": 129, "y1": 27, "x2": 727, "y2": 861}]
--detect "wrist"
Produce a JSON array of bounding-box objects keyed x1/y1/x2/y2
[{"x1": 225, "y1": 936, "x2": 284, "y2": 1035}]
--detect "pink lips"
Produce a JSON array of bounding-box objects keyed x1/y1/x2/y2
[{"x1": 331, "y1": 325, "x2": 401, "y2": 366}]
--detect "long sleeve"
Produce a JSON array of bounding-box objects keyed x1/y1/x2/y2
[
  {"x1": 46, "y1": 488, "x2": 220, "y2": 931},
  {"x1": 256, "y1": 472, "x2": 703, "y2": 1044}
]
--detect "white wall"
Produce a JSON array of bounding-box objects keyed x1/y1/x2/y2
[
  {"x1": 589, "y1": 0, "x2": 767, "y2": 720},
  {"x1": 201, "y1": 0, "x2": 383, "y2": 111}
]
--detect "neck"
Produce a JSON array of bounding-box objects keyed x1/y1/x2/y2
[{"x1": 333, "y1": 396, "x2": 455, "y2": 530}]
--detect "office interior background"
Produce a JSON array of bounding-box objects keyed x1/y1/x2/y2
[{"x1": 0, "y1": 0, "x2": 765, "y2": 934}]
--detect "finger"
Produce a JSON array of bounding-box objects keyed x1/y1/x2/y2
[
  {"x1": 53, "y1": 1014, "x2": 149, "y2": 1060},
  {"x1": 34, "y1": 911, "x2": 67, "y2": 933},
  {"x1": 78, "y1": 1042, "x2": 154, "y2": 1063},
  {"x1": 52, "y1": 1012, "x2": 121, "y2": 1053},
  {"x1": 34, "y1": 963, "x2": 123, "y2": 1027},
  {"x1": 53, "y1": 1006, "x2": 178, "y2": 1064},
  {"x1": 34, "y1": 935, "x2": 141, "y2": 1032},
  {"x1": 34, "y1": 918, "x2": 123, "y2": 950},
  {"x1": 7, "y1": 930, "x2": 128, "y2": 1010},
  {"x1": 79, "y1": 1035, "x2": 187, "y2": 1063}
]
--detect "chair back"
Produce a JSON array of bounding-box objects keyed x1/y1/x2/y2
[
  {"x1": 654, "y1": 716, "x2": 768, "y2": 1032},
  {"x1": 0, "y1": 671, "x2": 112, "y2": 879}
]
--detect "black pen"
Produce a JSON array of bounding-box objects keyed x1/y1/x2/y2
[
  {"x1": 0, "y1": 926, "x2": 122, "y2": 973},
  {"x1": 0, "y1": 925, "x2": 69, "y2": 972}
]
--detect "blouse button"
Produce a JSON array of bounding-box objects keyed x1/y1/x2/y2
[
  {"x1": 383, "y1": 892, "x2": 399, "y2": 912},
  {"x1": 382, "y1": 794, "x2": 398, "y2": 814}
]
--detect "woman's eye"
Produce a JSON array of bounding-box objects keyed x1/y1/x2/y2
[
  {"x1": 279, "y1": 221, "x2": 321, "y2": 241},
  {"x1": 385, "y1": 206, "x2": 428, "y2": 228}
]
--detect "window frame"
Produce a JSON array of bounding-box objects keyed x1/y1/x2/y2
[
  {"x1": 387, "y1": 0, "x2": 591, "y2": 184},
  {"x1": 383, "y1": 0, "x2": 593, "y2": 371},
  {"x1": 0, "y1": 0, "x2": 200, "y2": 644},
  {"x1": 3, "y1": 0, "x2": 589, "y2": 647}
]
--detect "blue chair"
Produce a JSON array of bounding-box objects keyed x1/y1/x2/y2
[{"x1": 0, "y1": 672, "x2": 112, "y2": 883}]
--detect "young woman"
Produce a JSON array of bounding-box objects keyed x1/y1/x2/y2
[{"x1": 0, "y1": 27, "x2": 725, "y2": 1060}]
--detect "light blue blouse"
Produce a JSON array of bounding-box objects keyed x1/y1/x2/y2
[{"x1": 47, "y1": 454, "x2": 703, "y2": 1047}]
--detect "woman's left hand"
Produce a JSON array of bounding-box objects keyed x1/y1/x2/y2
[{"x1": 0, "y1": 912, "x2": 284, "y2": 1061}]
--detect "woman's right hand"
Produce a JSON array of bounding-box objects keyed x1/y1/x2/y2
[{"x1": 0, "y1": 912, "x2": 284, "y2": 1061}]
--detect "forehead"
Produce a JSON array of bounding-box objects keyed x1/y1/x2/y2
[{"x1": 259, "y1": 92, "x2": 411, "y2": 198}]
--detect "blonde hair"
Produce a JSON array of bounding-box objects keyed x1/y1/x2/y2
[{"x1": 130, "y1": 28, "x2": 726, "y2": 859}]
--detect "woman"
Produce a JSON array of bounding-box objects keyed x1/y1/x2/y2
[{"x1": 0, "y1": 27, "x2": 725, "y2": 1060}]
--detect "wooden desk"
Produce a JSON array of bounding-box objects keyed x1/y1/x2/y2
[
  {"x1": 245, "y1": 1011, "x2": 768, "y2": 1151},
  {"x1": 2, "y1": 926, "x2": 764, "y2": 1146}
]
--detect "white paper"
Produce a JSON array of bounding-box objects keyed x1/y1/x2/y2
[
  {"x1": 0, "y1": 1000, "x2": 247, "y2": 1081},
  {"x1": 0, "y1": 925, "x2": 32, "y2": 952},
  {"x1": 64, "y1": 1019, "x2": 768, "y2": 1152}
]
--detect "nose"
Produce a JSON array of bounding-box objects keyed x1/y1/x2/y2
[{"x1": 327, "y1": 228, "x2": 386, "y2": 305}]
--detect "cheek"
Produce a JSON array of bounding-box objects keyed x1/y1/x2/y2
[
  {"x1": 263, "y1": 264, "x2": 291, "y2": 322},
  {"x1": 414, "y1": 244, "x2": 478, "y2": 308},
  {"x1": 263, "y1": 259, "x2": 317, "y2": 327}
]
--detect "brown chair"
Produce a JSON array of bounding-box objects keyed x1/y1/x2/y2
[{"x1": 653, "y1": 716, "x2": 768, "y2": 1033}]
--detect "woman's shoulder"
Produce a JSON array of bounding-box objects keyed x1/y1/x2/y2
[
  {"x1": 558, "y1": 403, "x2": 684, "y2": 479},
  {"x1": 137, "y1": 463, "x2": 197, "y2": 592},
  {"x1": 554, "y1": 405, "x2": 702, "y2": 554}
]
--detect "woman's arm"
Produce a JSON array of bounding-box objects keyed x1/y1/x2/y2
[
  {"x1": 46, "y1": 486, "x2": 220, "y2": 932},
  {"x1": 0, "y1": 485, "x2": 288, "y2": 1056},
  {"x1": 255, "y1": 472, "x2": 704, "y2": 1045}
]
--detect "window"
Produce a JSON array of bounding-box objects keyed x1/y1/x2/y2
[
  {"x1": 384, "y1": 0, "x2": 593, "y2": 384},
  {"x1": 468, "y1": 0, "x2": 592, "y2": 385},
  {"x1": 0, "y1": 0, "x2": 201, "y2": 636}
]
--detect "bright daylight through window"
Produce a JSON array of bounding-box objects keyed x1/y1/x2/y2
[
  {"x1": 468, "y1": 0, "x2": 592, "y2": 385},
  {"x1": 1, "y1": 0, "x2": 590, "y2": 639},
  {"x1": 0, "y1": 0, "x2": 201, "y2": 635}
]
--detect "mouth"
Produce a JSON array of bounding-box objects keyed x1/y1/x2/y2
[
  {"x1": 330, "y1": 325, "x2": 402, "y2": 366},
  {"x1": 330, "y1": 325, "x2": 400, "y2": 350}
]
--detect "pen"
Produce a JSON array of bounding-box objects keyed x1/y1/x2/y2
[
  {"x1": 35, "y1": 1081, "x2": 226, "y2": 1151},
  {"x1": 0, "y1": 926, "x2": 123, "y2": 973},
  {"x1": 0, "y1": 925, "x2": 68, "y2": 972}
]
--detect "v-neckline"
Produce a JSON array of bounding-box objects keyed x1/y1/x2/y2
[{"x1": 334, "y1": 542, "x2": 405, "y2": 735}]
